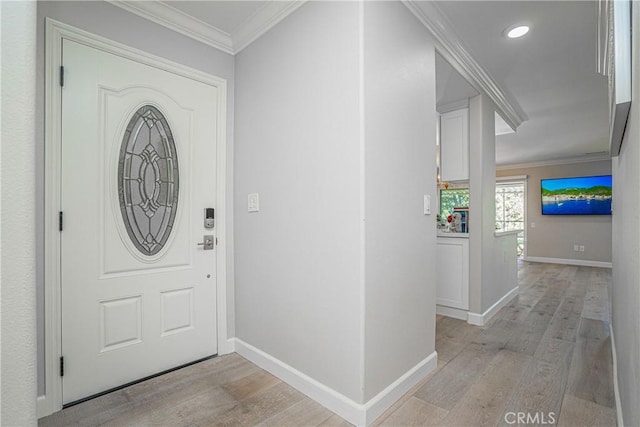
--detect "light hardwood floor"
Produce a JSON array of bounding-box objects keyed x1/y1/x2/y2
[{"x1": 40, "y1": 262, "x2": 616, "y2": 427}]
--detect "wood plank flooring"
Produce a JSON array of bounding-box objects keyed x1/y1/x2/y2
[{"x1": 40, "y1": 262, "x2": 616, "y2": 427}]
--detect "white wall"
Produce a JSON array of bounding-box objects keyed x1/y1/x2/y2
[
  {"x1": 362, "y1": 1, "x2": 437, "y2": 401},
  {"x1": 1, "y1": 1, "x2": 38, "y2": 424},
  {"x1": 36, "y1": 0, "x2": 236, "y2": 397},
  {"x1": 235, "y1": 1, "x2": 439, "y2": 407},
  {"x1": 497, "y1": 160, "x2": 612, "y2": 264},
  {"x1": 468, "y1": 94, "x2": 499, "y2": 313},
  {"x1": 234, "y1": 2, "x2": 364, "y2": 402},
  {"x1": 611, "y1": 2, "x2": 640, "y2": 425},
  {"x1": 489, "y1": 233, "x2": 518, "y2": 311}
]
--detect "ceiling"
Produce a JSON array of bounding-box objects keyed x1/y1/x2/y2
[
  {"x1": 114, "y1": 0, "x2": 611, "y2": 167},
  {"x1": 435, "y1": 53, "x2": 479, "y2": 110},
  {"x1": 165, "y1": 1, "x2": 266, "y2": 35},
  {"x1": 433, "y1": 1, "x2": 609, "y2": 166}
]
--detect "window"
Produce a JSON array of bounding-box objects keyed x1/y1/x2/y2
[
  {"x1": 496, "y1": 181, "x2": 525, "y2": 257},
  {"x1": 439, "y1": 188, "x2": 470, "y2": 217},
  {"x1": 119, "y1": 105, "x2": 179, "y2": 256}
]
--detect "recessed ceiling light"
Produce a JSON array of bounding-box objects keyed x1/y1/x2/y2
[{"x1": 505, "y1": 25, "x2": 530, "y2": 39}]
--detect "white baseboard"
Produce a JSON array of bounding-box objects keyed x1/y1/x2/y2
[
  {"x1": 36, "y1": 395, "x2": 53, "y2": 419},
  {"x1": 219, "y1": 337, "x2": 236, "y2": 355},
  {"x1": 233, "y1": 338, "x2": 437, "y2": 426},
  {"x1": 363, "y1": 350, "x2": 437, "y2": 425},
  {"x1": 524, "y1": 256, "x2": 612, "y2": 269},
  {"x1": 467, "y1": 287, "x2": 519, "y2": 326},
  {"x1": 609, "y1": 324, "x2": 624, "y2": 427},
  {"x1": 436, "y1": 305, "x2": 468, "y2": 321}
]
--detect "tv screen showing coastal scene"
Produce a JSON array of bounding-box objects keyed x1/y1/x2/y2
[{"x1": 541, "y1": 175, "x2": 612, "y2": 215}]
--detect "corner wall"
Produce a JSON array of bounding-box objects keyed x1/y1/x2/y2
[
  {"x1": 468, "y1": 94, "x2": 499, "y2": 314},
  {"x1": 611, "y1": 2, "x2": 640, "y2": 425},
  {"x1": 234, "y1": 1, "x2": 364, "y2": 402},
  {"x1": 497, "y1": 160, "x2": 612, "y2": 264},
  {"x1": 363, "y1": 1, "x2": 437, "y2": 401},
  {"x1": 234, "y1": 1, "x2": 439, "y2": 415}
]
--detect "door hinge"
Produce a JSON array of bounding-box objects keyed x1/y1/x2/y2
[
  {"x1": 60, "y1": 66, "x2": 64, "y2": 87},
  {"x1": 60, "y1": 356, "x2": 64, "y2": 377},
  {"x1": 59, "y1": 211, "x2": 63, "y2": 231}
]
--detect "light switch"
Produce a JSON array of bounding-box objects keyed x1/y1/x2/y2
[
  {"x1": 248, "y1": 193, "x2": 259, "y2": 213},
  {"x1": 424, "y1": 195, "x2": 431, "y2": 215},
  {"x1": 531, "y1": 222, "x2": 536, "y2": 228}
]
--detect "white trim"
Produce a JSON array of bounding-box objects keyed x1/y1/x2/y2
[
  {"x1": 496, "y1": 154, "x2": 611, "y2": 171},
  {"x1": 232, "y1": 1, "x2": 307, "y2": 53},
  {"x1": 524, "y1": 256, "x2": 612, "y2": 269},
  {"x1": 357, "y1": 0, "x2": 367, "y2": 403},
  {"x1": 467, "y1": 287, "x2": 519, "y2": 326},
  {"x1": 36, "y1": 396, "x2": 47, "y2": 419},
  {"x1": 495, "y1": 177, "x2": 527, "y2": 258},
  {"x1": 363, "y1": 351, "x2": 437, "y2": 425},
  {"x1": 42, "y1": 18, "x2": 64, "y2": 419},
  {"x1": 233, "y1": 338, "x2": 437, "y2": 426},
  {"x1": 436, "y1": 98, "x2": 469, "y2": 114},
  {"x1": 42, "y1": 19, "x2": 230, "y2": 417},
  {"x1": 401, "y1": 0, "x2": 527, "y2": 131},
  {"x1": 609, "y1": 324, "x2": 625, "y2": 427},
  {"x1": 106, "y1": 1, "x2": 234, "y2": 55},
  {"x1": 496, "y1": 175, "x2": 528, "y2": 182},
  {"x1": 107, "y1": 0, "x2": 307, "y2": 56},
  {"x1": 436, "y1": 305, "x2": 468, "y2": 321}
]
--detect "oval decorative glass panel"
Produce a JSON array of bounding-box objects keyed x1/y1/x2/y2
[{"x1": 118, "y1": 105, "x2": 179, "y2": 256}]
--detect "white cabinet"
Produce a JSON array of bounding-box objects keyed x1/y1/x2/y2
[
  {"x1": 439, "y1": 108, "x2": 469, "y2": 182},
  {"x1": 436, "y1": 237, "x2": 469, "y2": 310}
]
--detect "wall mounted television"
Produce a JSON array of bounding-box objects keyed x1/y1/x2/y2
[{"x1": 541, "y1": 175, "x2": 612, "y2": 215}]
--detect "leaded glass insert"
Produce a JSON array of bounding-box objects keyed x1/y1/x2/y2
[{"x1": 118, "y1": 105, "x2": 179, "y2": 256}]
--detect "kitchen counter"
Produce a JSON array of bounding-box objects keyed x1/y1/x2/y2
[{"x1": 437, "y1": 231, "x2": 469, "y2": 238}]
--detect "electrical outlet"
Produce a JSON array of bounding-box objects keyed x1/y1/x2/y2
[
  {"x1": 573, "y1": 244, "x2": 579, "y2": 251},
  {"x1": 531, "y1": 222, "x2": 536, "y2": 228},
  {"x1": 579, "y1": 245, "x2": 585, "y2": 252}
]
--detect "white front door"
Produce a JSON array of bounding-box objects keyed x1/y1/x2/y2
[{"x1": 61, "y1": 39, "x2": 218, "y2": 404}]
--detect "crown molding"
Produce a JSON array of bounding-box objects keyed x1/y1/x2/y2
[
  {"x1": 436, "y1": 98, "x2": 468, "y2": 114},
  {"x1": 402, "y1": 0, "x2": 528, "y2": 131},
  {"x1": 107, "y1": 1, "x2": 306, "y2": 55},
  {"x1": 107, "y1": 1, "x2": 234, "y2": 54},
  {"x1": 233, "y1": 1, "x2": 307, "y2": 53},
  {"x1": 496, "y1": 154, "x2": 611, "y2": 171}
]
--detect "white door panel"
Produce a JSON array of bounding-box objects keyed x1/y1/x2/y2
[
  {"x1": 61, "y1": 39, "x2": 218, "y2": 404},
  {"x1": 100, "y1": 86, "x2": 192, "y2": 275}
]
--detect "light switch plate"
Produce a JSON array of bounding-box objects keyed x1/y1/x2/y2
[
  {"x1": 424, "y1": 195, "x2": 431, "y2": 215},
  {"x1": 248, "y1": 193, "x2": 259, "y2": 213}
]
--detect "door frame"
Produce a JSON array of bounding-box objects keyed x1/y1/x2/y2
[{"x1": 42, "y1": 19, "x2": 231, "y2": 417}]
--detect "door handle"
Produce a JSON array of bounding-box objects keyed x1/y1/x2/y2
[{"x1": 197, "y1": 235, "x2": 214, "y2": 250}]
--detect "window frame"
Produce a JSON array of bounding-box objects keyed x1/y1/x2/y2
[{"x1": 496, "y1": 175, "x2": 528, "y2": 258}]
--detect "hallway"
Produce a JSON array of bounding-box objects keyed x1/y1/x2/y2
[{"x1": 39, "y1": 262, "x2": 616, "y2": 426}]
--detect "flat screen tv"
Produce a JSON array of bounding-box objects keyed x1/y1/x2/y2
[{"x1": 541, "y1": 175, "x2": 612, "y2": 215}]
